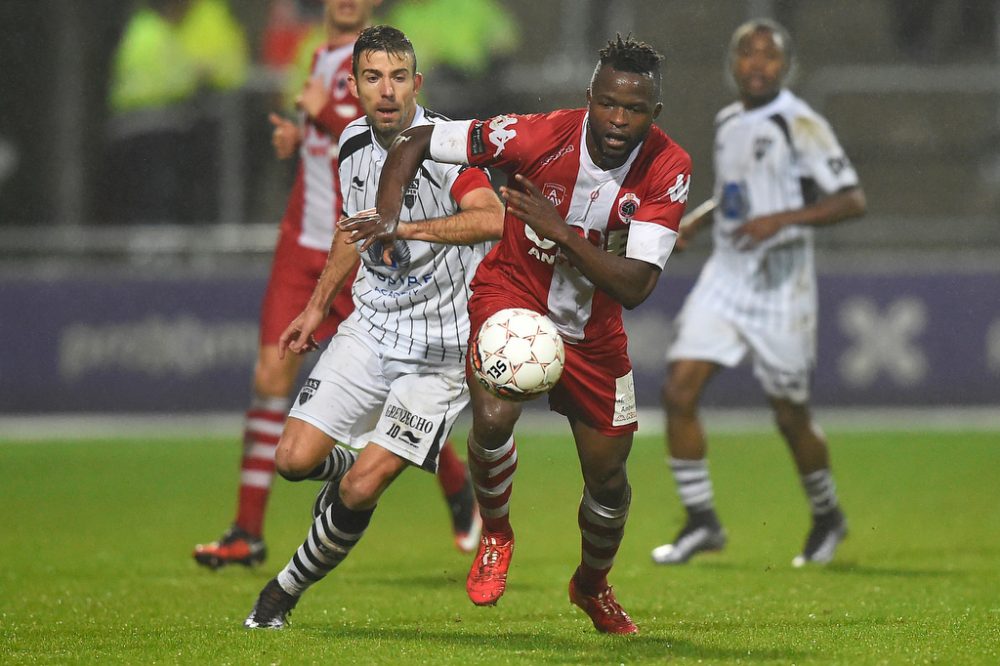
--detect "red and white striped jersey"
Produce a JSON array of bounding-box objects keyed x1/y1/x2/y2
[
  {"x1": 281, "y1": 42, "x2": 364, "y2": 251},
  {"x1": 431, "y1": 109, "x2": 691, "y2": 343}
]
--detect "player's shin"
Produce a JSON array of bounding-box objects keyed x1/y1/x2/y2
[
  {"x1": 276, "y1": 493, "x2": 375, "y2": 597},
  {"x1": 575, "y1": 485, "x2": 629, "y2": 592},
  {"x1": 234, "y1": 395, "x2": 290, "y2": 537},
  {"x1": 466, "y1": 433, "x2": 517, "y2": 535}
]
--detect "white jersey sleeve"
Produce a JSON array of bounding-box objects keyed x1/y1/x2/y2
[
  {"x1": 792, "y1": 106, "x2": 859, "y2": 195},
  {"x1": 429, "y1": 120, "x2": 475, "y2": 164}
]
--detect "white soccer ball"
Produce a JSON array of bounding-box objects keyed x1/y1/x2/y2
[{"x1": 471, "y1": 308, "x2": 565, "y2": 401}]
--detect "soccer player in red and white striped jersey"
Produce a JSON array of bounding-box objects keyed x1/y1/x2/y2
[
  {"x1": 353, "y1": 35, "x2": 692, "y2": 634},
  {"x1": 194, "y1": 0, "x2": 477, "y2": 571}
]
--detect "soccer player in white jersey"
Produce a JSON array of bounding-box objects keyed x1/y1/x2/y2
[
  {"x1": 650, "y1": 20, "x2": 866, "y2": 568},
  {"x1": 194, "y1": 1, "x2": 481, "y2": 570},
  {"x1": 243, "y1": 26, "x2": 504, "y2": 629},
  {"x1": 349, "y1": 35, "x2": 692, "y2": 634}
]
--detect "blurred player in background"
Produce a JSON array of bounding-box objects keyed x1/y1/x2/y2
[
  {"x1": 350, "y1": 35, "x2": 692, "y2": 634},
  {"x1": 650, "y1": 19, "x2": 866, "y2": 567},
  {"x1": 194, "y1": 0, "x2": 479, "y2": 571},
  {"x1": 243, "y1": 26, "x2": 503, "y2": 628}
]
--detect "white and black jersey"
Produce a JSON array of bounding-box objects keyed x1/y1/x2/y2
[
  {"x1": 694, "y1": 89, "x2": 859, "y2": 329},
  {"x1": 337, "y1": 106, "x2": 491, "y2": 362}
]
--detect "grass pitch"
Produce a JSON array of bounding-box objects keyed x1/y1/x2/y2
[{"x1": 1, "y1": 426, "x2": 998, "y2": 664}]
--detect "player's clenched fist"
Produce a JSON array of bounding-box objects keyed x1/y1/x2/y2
[
  {"x1": 296, "y1": 76, "x2": 330, "y2": 119},
  {"x1": 269, "y1": 113, "x2": 300, "y2": 160}
]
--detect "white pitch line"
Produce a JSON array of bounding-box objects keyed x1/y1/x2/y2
[{"x1": 0, "y1": 407, "x2": 996, "y2": 442}]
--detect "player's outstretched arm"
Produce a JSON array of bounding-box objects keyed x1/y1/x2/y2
[
  {"x1": 278, "y1": 226, "x2": 360, "y2": 358},
  {"x1": 735, "y1": 185, "x2": 866, "y2": 244},
  {"x1": 675, "y1": 199, "x2": 716, "y2": 251},
  {"x1": 503, "y1": 174, "x2": 660, "y2": 310},
  {"x1": 341, "y1": 125, "x2": 438, "y2": 252},
  {"x1": 396, "y1": 186, "x2": 504, "y2": 244}
]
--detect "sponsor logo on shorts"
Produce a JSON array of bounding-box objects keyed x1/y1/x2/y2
[
  {"x1": 384, "y1": 403, "x2": 435, "y2": 448},
  {"x1": 298, "y1": 378, "x2": 320, "y2": 406},
  {"x1": 612, "y1": 371, "x2": 638, "y2": 426}
]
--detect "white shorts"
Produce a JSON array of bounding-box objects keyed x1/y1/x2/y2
[
  {"x1": 667, "y1": 298, "x2": 816, "y2": 403},
  {"x1": 288, "y1": 318, "x2": 469, "y2": 472}
]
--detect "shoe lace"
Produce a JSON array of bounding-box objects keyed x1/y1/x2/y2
[
  {"x1": 476, "y1": 536, "x2": 508, "y2": 578},
  {"x1": 594, "y1": 587, "x2": 629, "y2": 621},
  {"x1": 256, "y1": 583, "x2": 295, "y2": 622}
]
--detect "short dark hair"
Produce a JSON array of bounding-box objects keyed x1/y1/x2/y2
[
  {"x1": 352, "y1": 25, "x2": 417, "y2": 76},
  {"x1": 728, "y1": 19, "x2": 794, "y2": 77},
  {"x1": 592, "y1": 34, "x2": 663, "y2": 96}
]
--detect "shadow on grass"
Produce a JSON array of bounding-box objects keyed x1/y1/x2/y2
[
  {"x1": 822, "y1": 562, "x2": 956, "y2": 578},
  {"x1": 289, "y1": 624, "x2": 814, "y2": 663},
  {"x1": 351, "y1": 572, "x2": 549, "y2": 594},
  {"x1": 650, "y1": 559, "x2": 957, "y2": 579}
]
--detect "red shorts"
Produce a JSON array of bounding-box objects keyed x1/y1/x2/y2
[
  {"x1": 259, "y1": 228, "x2": 356, "y2": 345},
  {"x1": 467, "y1": 290, "x2": 638, "y2": 437}
]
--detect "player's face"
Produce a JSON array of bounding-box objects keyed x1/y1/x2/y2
[
  {"x1": 585, "y1": 65, "x2": 662, "y2": 169},
  {"x1": 350, "y1": 49, "x2": 423, "y2": 147},
  {"x1": 326, "y1": 0, "x2": 379, "y2": 32},
  {"x1": 732, "y1": 29, "x2": 786, "y2": 108}
]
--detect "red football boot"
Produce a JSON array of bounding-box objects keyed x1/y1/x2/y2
[
  {"x1": 569, "y1": 573, "x2": 638, "y2": 635},
  {"x1": 466, "y1": 529, "x2": 514, "y2": 605},
  {"x1": 193, "y1": 525, "x2": 267, "y2": 570}
]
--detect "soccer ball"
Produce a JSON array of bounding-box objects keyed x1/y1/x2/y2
[{"x1": 470, "y1": 308, "x2": 565, "y2": 401}]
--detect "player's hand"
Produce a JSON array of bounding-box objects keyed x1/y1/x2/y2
[
  {"x1": 674, "y1": 224, "x2": 697, "y2": 253},
  {"x1": 296, "y1": 76, "x2": 329, "y2": 119},
  {"x1": 734, "y1": 213, "x2": 786, "y2": 246},
  {"x1": 338, "y1": 208, "x2": 400, "y2": 259},
  {"x1": 501, "y1": 174, "x2": 567, "y2": 244},
  {"x1": 278, "y1": 309, "x2": 323, "y2": 358},
  {"x1": 269, "y1": 113, "x2": 300, "y2": 160}
]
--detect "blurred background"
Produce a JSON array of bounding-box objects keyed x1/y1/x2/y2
[{"x1": 1, "y1": 0, "x2": 998, "y2": 418}]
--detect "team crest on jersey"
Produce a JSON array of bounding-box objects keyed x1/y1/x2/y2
[
  {"x1": 298, "y1": 379, "x2": 321, "y2": 406},
  {"x1": 333, "y1": 70, "x2": 350, "y2": 100},
  {"x1": 542, "y1": 183, "x2": 566, "y2": 207},
  {"x1": 617, "y1": 192, "x2": 640, "y2": 222},
  {"x1": 753, "y1": 136, "x2": 773, "y2": 161},
  {"x1": 403, "y1": 176, "x2": 420, "y2": 209},
  {"x1": 487, "y1": 115, "x2": 518, "y2": 157}
]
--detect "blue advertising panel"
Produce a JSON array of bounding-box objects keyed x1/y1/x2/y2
[{"x1": 0, "y1": 270, "x2": 997, "y2": 413}]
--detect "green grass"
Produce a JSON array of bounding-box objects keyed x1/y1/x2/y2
[{"x1": 1, "y1": 427, "x2": 998, "y2": 664}]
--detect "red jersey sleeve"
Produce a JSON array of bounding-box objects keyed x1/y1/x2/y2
[
  {"x1": 634, "y1": 148, "x2": 692, "y2": 232},
  {"x1": 465, "y1": 114, "x2": 539, "y2": 171},
  {"x1": 449, "y1": 166, "x2": 492, "y2": 203}
]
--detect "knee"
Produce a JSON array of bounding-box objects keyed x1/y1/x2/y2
[
  {"x1": 663, "y1": 376, "x2": 699, "y2": 416},
  {"x1": 274, "y1": 433, "x2": 323, "y2": 481},
  {"x1": 472, "y1": 403, "x2": 516, "y2": 448},
  {"x1": 772, "y1": 402, "x2": 809, "y2": 440},
  {"x1": 253, "y1": 358, "x2": 296, "y2": 398},
  {"x1": 584, "y1": 467, "x2": 629, "y2": 506}
]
